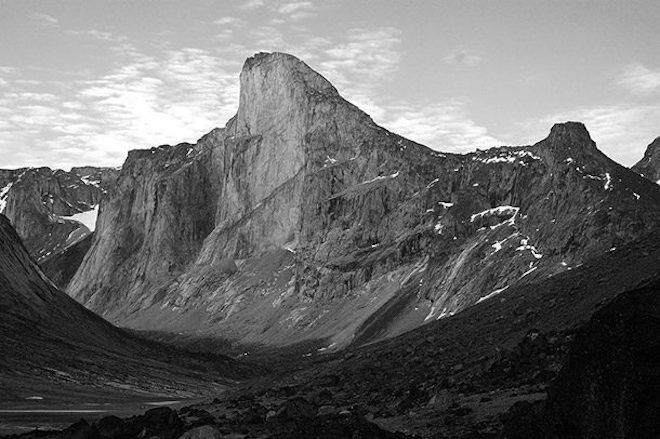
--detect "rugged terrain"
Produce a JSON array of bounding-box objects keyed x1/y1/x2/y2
[
  {"x1": 69, "y1": 52, "x2": 660, "y2": 352},
  {"x1": 3, "y1": 51, "x2": 660, "y2": 438},
  {"x1": 0, "y1": 166, "x2": 119, "y2": 288},
  {"x1": 0, "y1": 213, "x2": 253, "y2": 429},
  {"x1": 632, "y1": 136, "x2": 660, "y2": 184}
]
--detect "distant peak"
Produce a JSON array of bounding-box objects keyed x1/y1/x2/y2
[
  {"x1": 240, "y1": 52, "x2": 336, "y2": 95},
  {"x1": 538, "y1": 121, "x2": 597, "y2": 156},
  {"x1": 548, "y1": 122, "x2": 592, "y2": 143}
]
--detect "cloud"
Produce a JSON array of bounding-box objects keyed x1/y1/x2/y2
[
  {"x1": 276, "y1": 1, "x2": 315, "y2": 20},
  {"x1": 0, "y1": 46, "x2": 241, "y2": 169},
  {"x1": 64, "y1": 29, "x2": 128, "y2": 43},
  {"x1": 615, "y1": 64, "x2": 660, "y2": 95},
  {"x1": 380, "y1": 101, "x2": 502, "y2": 152},
  {"x1": 238, "y1": 0, "x2": 265, "y2": 10},
  {"x1": 516, "y1": 104, "x2": 660, "y2": 166},
  {"x1": 30, "y1": 13, "x2": 59, "y2": 27},
  {"x1": 213, "y1": 17, "x2": 246, "y2": 27},
  {"x1": 443, "y1": 49, "x2": 484, "y2": 67}
]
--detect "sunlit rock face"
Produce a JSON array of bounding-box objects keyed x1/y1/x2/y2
[
  {"x1": 67, "y1": 52, "x2": 660, "y2": 348},
  {"x1": 632, "y1": 136, "x2": 660, "y2": 184},
  {"x1": 0, "y1": 166, "x2": 118, "y2": 280}
]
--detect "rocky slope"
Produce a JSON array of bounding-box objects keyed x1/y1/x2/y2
[
  {"x1": 0, "y1": 166, "x2": 119, "y2": 286},
  {"x1": 0, "y1": 213, "x2": 248, "y2": 405},
  {"x1": 68, "y1": 52, "x2": 660, "y2": 350},
  {"x1": 632, "y1": 137, "x2": 660, "y2": 184},
  {"x1": 502, "y1": 276, "x2": 660, "y2": 439}
]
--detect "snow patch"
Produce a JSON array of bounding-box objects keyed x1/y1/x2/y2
[
  {"x1": 470, "y1": 205, "x2": 519, "y2": 223},
  {"x1": 80, "y1": 175, "x2": 100, "y2": 187},
  {"x1": 361, "y1": 171, "x2": 400, "y2": 185},
  {"x1": 520, "y1": 266, "x2": 538, "y2": 278},
  {"x1": 60, "y1": 205, "x2": 99, "y2": 231},
  {"x1": 516, "y1": 238, "x2": 543, "y2": 259},
  {"x1": 477, "y1": 286, "x2": 509, "y2": 303},
  {"x1": 0, "y1": 182, "x2": 13, "y2": 213},
  {"x1": 438, "y1": 201, "x2": 453, "y2": 208},
  {"x1": 603, "y1": 172, "x2": 612, "y2": 190}
]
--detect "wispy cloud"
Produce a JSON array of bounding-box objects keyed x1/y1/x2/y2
[
  {"x1": 381, "y1": 101, "x2": 502, "y2": 151},
  {"x1": 238, "y1": 0, "x2": 265, "y2": 10},
  {"x1": 615, "y1": 64, "x2": 660, "y2": 95},
  {"x1": 0, "y1": 46, "x2": 240, "y2": 169},
  {"x1": 443, "y1": 49, "x2": 484, "y2": 67},
  {"x1": 30, "y1": 13, "x2": 59, "y2": 27},
  {"x1": 213, "y1": 17, "x2": 246, "y2": 27},
  {"x1": 276, "y1": 1, "x2": 315, "y2": 20},
  {"x1": 64, "y1": 29, "x2": 128, "y2": 43},
  {"x1": 517, "y1": 104, "x2": 660, "y2": 166}
]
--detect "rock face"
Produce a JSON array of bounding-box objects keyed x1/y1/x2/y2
[
  {"x1": 632, "y1": 137, "x2": 660, "y2": 184},
  {"x1": 544, "y1": 278, "x2": 660, "y2": 438},
  {"x1": 502, "y1": 277, "x2": 660, "y2": 439},
  {"x1": 0, "y1": 166, "x2": 119, "y2": 279},
  {"x1": 68, "y1": 52, "x2": 660, "y2": 348},
  {"x1": 0, "y1": 213, "x2": 244, "y2": 400}
]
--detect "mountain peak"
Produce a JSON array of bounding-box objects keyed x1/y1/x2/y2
[
  {"x1": 536, "y1": 121, "x2": 598, "y2": 159},
  {"x1": 547, "y1": 121, "x2": 592, "y2": 144},
  {"x1": 235, "y1": 52, "x2": 338, "y2": 136},
  {"x1": 632, "y1": 136, "x2": 660, "y2": 182}
]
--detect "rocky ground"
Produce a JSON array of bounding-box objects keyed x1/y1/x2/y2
[{"x1": 7, "y1": 226, "x2": 659, "y2": 438}]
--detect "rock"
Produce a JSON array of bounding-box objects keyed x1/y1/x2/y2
[
  {"x1": 632, "y1": 137, "x2": 660, "y2": 183},
  {"x1": 95, "y1": 415, "x2": 124, "y2": 438},
  {"x1": 502, "y1": 278, "x2": 660, "y2": 438},
  {"x1": 273, "y1": 396, "x2": 317, "y2": 421},
  {"x1": 66, "y1": 52, "x2": 660, "y2": 352},
  {"x1": 0, "y1": 166, "x2": 117, "y2": 277},
  {"x1": 178, "y1": 425, "x2": 223, "y2": 439},
  {"x1": 427, "y1": 389, "x2": 453, "y2": 410}
]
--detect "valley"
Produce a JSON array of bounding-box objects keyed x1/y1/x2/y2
[{"x1": 1, "y1": 52, "x2": 660, "y2": 438}]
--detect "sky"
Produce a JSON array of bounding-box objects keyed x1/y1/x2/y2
[{"x1": 0, "y1": 0, "x2": 659, "y2": 169}]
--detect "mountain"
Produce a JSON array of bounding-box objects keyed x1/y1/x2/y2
[
  {"x1": 0, "y1": 213, "x2": 248, "y2": 405},
  {"x1": 632, "y1": 137, "x2": 660, "y2": 184},
  {"x1": 0, "y1": 166, "x2": 119, "y2": 288},
  {"x1": 68, "y1": 52, "x2": 660, "y2": 351}
]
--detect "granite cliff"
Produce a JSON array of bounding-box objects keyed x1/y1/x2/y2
[
  {"x1": 632, "y1": 137, "x2": 660, "y2": 184},
  {"x1": 0, "y1": 166, "x2": 119, "y2": 287},
  {"x1": 68, "y1": 52, "x2": 660, "y2": 349},
  {"x1": 0, "y1": 212, "x2": 247, "y2": 402}
]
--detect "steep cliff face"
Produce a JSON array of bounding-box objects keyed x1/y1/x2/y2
[
  {"x1": 0, "y1": 166, "x2": 118, "y2": 270},
  {"x1": 68, "y1": 132, "x2": 222, "y2": 315},
  {"x1": 68, "y1": 52, "x2": 660, "y2": 348},
  {"x1": 632, "y1": 137, "x2": 660, "y2": 184}
]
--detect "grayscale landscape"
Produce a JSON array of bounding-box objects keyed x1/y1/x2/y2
[{"x1": 1, "y1": 1, "x2": 660, "y2": 438}]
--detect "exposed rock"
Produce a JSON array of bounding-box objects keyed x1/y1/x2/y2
[
  {"x1": 501, "y1": 277, "x2": 660, "y2": 438},
  {"x1": 0, "y1": 166, "x2": 118, "y2": 280},
  {"x1": 68, "y1": 52, "x2": 660, "y2": 351},
  {"x1": 0, "y1": 213, "x2": 245, "y2": 400},
  {"x1": 178, "y1": 425, "x2": 224, "y2": 439},
  {"x1": 632, "y1": 137, "x2": 660, "y2": 184}
]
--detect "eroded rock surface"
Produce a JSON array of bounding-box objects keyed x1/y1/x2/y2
[
  {"x1": 67, "y1": 52, "x2": 660, "y2": 350},
  {"x1": 632, "y1": 137, "x2": 660, "y2": 184},
  {"x1": 0, "y1": 166, "x2": 118, "y2": 282}
]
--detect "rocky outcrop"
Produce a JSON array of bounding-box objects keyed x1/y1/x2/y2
[
  {"x1": 68, "y1": 52, "x2": 660, "y2": 349},
  {"x1": 0, "y1": 166, "x2": 118, "y2": 268},
  {"x1": 502, "y1": 277, "x2": 660, "y2": 439},
  {"x1": 632, "y1": 137, "x2": 660, "y2": 184}
]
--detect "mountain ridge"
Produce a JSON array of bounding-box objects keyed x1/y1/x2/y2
[{"x1": 67, "y1": 52, "x2": 660, "y2": 351}]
